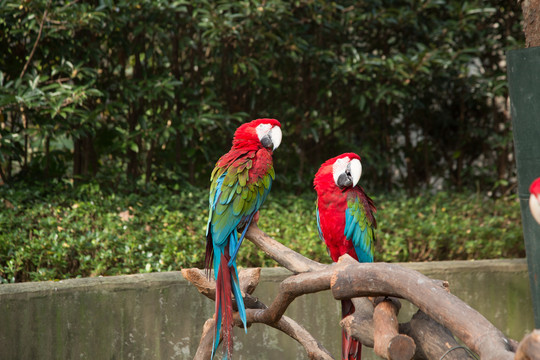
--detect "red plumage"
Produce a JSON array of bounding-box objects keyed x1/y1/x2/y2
[
  {"x1": 530, "y1": 177, "x2": 540, "y2": 195},
  {"x1": 314, "y1": 152, "x2": 377, "y2": 360},
  {"x1": 314, "y1": 153, "x2": 376, "y2": 262}
]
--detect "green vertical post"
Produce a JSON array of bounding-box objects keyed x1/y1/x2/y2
[{"x1": 507, "y1": 47, "x2": 540, "y2": 328}]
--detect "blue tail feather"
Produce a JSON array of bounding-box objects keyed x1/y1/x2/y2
[
  {"x1": 230, "y1": 262, "x2": 247, "y2": 332},
  {"x1": 211, "y1": 232, "x2": 248, "y2": 359}
]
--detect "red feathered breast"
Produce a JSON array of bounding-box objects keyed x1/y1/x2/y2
[{"x1": 315, "y1": 172, "x2": 359, "y2": 262}]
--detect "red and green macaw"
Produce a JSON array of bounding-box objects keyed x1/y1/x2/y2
[
  {"x1": 205, "y1": 118, "x2": 282, "y2": 358},
  {"x1": 530, "y1": 177, "x2": 540, "y2": 224},
  {"x1": 313, "y1": 153, "x2": 377, "y2": 360}
]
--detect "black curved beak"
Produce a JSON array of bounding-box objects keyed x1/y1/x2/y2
[
  {"x1": 261, "y1": 134, "x2": 273, "y2": 150},
  {"x1": 336, "y1": 163, "x2": 354, "y2": 188}
]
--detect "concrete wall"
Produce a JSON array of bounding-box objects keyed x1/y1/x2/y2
[{"x1": 0, "y1": 259, "x2": 534, "y2": 359}]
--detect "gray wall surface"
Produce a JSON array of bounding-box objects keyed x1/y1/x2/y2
[{"x1": 0, "y1": 259, "x2": 534, "y2": 359}]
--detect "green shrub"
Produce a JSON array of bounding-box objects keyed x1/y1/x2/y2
[{"x1": 0, "y1": 184, "x2": 524, "y2": 283}]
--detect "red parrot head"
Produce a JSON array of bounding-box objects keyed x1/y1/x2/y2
[
  {"x1": 314, "y1": 152, "x2": 362, "y2": 191},
  {"x1": 529, "y1": 177, "x2": 540, "y2": 225},
  {"x1": 232, "y1": 118, "x2": 282, "y2": 152}
]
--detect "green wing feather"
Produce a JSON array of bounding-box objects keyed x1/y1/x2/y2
[
  {"x1": 344, "y1": 194, "x2": 376, "y2": 263},
  {"x1": 207, "y1": 155, "x2": 274, "y2": 247}
]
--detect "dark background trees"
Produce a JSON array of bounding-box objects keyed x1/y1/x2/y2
[{"x1": 0, "y1": 0, "x2": 523, "y2": 194}]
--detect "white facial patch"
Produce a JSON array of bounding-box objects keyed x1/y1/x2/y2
[
  {"x1": 256, "y1": 123, "x2": 272, "y2": 141},
  {"x1": 332, "y1": 157, "x2": 350, "y2": 185},
  {"x1": 332, "y1": 157, "x2": 362, "y2": 187}
]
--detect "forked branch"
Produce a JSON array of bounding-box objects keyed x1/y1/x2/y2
[{"x1": 183, "y1": 224, "x2": 538, "y2": 360}]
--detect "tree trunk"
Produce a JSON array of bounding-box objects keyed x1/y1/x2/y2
[
  {"x1": 73, "y1": 134, "x2": 97, "y2": 182},
  {"x1": 521, "y1": 0, "x2": 540, "y2": 47}
]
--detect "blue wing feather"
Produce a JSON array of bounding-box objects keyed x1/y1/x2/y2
[{"x1": 344, "y1": 196, "x2": 375, "y2": 263}]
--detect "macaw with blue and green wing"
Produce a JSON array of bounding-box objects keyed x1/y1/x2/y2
[
  {"x1": 205, "y1": 118, "x2": 282, "y2": 358},
  {"x1": 313, "y1": 153, "x2": 377, "y2": 360}
]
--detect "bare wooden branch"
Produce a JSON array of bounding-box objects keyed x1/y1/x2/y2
[
  {"x1": 374, "y1": 298, "x2": 400, "y2": 357},
  {"x1": 194, "y1": 318, "x2": 215, "y2": 360},
  {"x1": 251, "y1": 265, "x2": 334, "y2": 324},
  {"x1": 181, "y1": 268, "x2": 215, "y2": 299},
  {"x1": 373, "y1": 298, "x2": 415, "y2": 360},
  {"x1": 400, "y1": 310, "x2": 475, "y2": 360},
  {"x1": 238, "y1": 267, "x2": 261, "y2": 295},
  {"x1": 246, "y1": 224, "x2": 326, "y2": 273},
  {"x1": 331, "y1": 261, "x2": 515, "y2": 360},
  {"x1": 515, "y1": 329, "x2": 540, "y2": 360},
  {"x1": 181, "y1": 268, "x2": 266, "y2": 310}
]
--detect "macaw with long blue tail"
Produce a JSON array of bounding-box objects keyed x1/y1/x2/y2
[
  {"x1": 205, "y1": 118, "x2": 282, "y2": 358},
  {"x1": 313, "y1": 153, "x2": 377, "y2": 360}
]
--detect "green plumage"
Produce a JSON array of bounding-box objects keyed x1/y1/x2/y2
[
  {"x1": 346, "y1": 195, "x2": 375, "y2": 262},
  {"x1": 207, "y1": 154, "x2": 274, "y2": 246}
]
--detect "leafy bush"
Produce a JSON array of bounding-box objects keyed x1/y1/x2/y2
[{"x1": 0, "y1": 184, "x2": 523, "y2": 283}]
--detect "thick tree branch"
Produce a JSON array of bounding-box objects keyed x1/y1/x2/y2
[
  {"x1": 181, "y1": 268, "x2": 266, "y2": 310},
  {"x1": 331, "y1": 262, "x2": 515, "y2": 360},
  {"x1": 373, "y1": 297, "x2": 416, "y2": 360},
  {"x1": 520, "y1": 0, "x2": 540, "y2": 47},
  {"x1": 250, "y1": 265, "x2": 334, "y2": 324},
  {"x1": 194, "y1": 318, "x2": 215, "y2": 360},
  {"x1": 400, "y1": 310, "x2": 476, "y2": 360},
  {"x1": 245, "y1": 224, "x2": 326, "y2": 273},
  {"x1": 340, "y1": 297, "x2": 375, "y2": 348}
]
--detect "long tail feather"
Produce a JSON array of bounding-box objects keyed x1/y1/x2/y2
[
  {"x1": 211, "y1": 235, "x2": 248, "y2": 359},
  {"x1": 341, "y1": 299, "x2": 361, "y2": 360},
  {"x1": 213, "y1": 250, "x2": 234, "y2": 358},
  {"x1": 230, "y1": 263, "x2": 247, "y2": 332}
]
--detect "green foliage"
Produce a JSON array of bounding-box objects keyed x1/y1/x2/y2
[
  {"x1": 0, "y1": 0, "x2": 523, "y2": 194},
  {"x1": 0, "y1": 184, "x2": 523, "y2": 283},
  {"x1": 376, "y1": 192, "x2": 525, "y2": 262}
]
